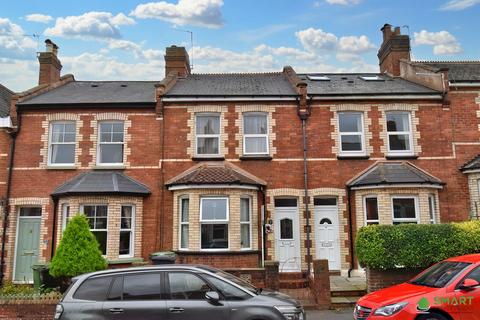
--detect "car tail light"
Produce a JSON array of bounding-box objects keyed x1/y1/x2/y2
[{"x1": 54, "y1": 304, "x2": 63, "y2": 320}]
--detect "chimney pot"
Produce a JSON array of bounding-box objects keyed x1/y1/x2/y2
[
  {"x1": 38, "y1": 39, "x2": 62, "y2": 85},
  {"x1": 164, "y1": 45, "x2": 191, "y2": 77}
]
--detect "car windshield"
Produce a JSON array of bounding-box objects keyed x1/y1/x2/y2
[
  {"x1": 409, "y1": 261, "x2": 471, "y2": 288},
  {"x1": 197, "y1": 266, "x2": 259, "y2": 295}
]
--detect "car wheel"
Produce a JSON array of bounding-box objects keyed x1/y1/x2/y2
[{"x1": 417, "y1": 313, "x2": 450, "y2": 320}]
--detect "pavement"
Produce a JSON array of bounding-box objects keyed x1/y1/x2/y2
[{"x1": 307, "y1": 309, "x2": 353, "y2": 320}]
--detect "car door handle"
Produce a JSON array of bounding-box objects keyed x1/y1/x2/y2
[
  {"x1": 109, "y1": 308, "x2": 124, "y2": 314},
  {"x1": 169, "y1": 307, "x2": 185, "y2": 313}
]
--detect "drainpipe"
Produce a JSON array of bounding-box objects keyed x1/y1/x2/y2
[
  {"x1": 50, "y1": 197, "x2": 59, "y2": 258},
  {"x1": 347, "y1": 186, "x2": 355, "y2": 278},
  {"x1": 0, "y1": 112, "x2": 21, "y2": 286},
  {"x1": 260, "y1": 186, "x2": 267, "y2": 268}
]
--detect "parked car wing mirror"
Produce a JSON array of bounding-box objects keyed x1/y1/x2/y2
[
  {"x1": 460, "y1": 278, "x2": 480, "y2": 290},
  {"x1": 205, "y1": 291, "x2": 221, "y2": 304}
]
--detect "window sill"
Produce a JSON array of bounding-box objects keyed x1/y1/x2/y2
[
  {"x1": 386, "y1": 155, "x2": 418, "y2": 160},
  {"x1": 93, "y1": 165, "x2": 126, "y2": 170},
  {"x1": 46, "y1": 165, "x2": 77, "y2": 170},
  {"x1": 174, "y1": 250, "x2": 260, "y2": 255},
  {"x1": 107, "y1": 257, "x2": 144, "y2": 265},
  {"x1": 337, "y1": 155, "x2": 369, "y2": 160},
  {"x1": 240, "y1": 155, "x2": 272, "y2": 161},
  {"x1": 192, "y1": 156, "x2": 225, "y2": 161}
]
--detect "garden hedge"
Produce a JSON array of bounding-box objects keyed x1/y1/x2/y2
[{"x1": 356, "y1": 221, "x2": 480, "y2": 269}]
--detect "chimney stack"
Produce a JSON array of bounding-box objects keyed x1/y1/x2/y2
[
  {"x1": 164, "y1": 45, "x2": 191, "y2": 77},
  {"x1": 377, "y1": 23, "x2": 411, "y2": 76},
  {"x1": 38, "y1": 39, "x2": 62, "y2": 85}
]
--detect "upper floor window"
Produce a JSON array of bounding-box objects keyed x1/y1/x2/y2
[
  {"x1": 49, "y1": 121, "x2": 76, "y2": 165},
  {"x1": 364, "y1": 196, "x2": 379, "y2": 225},
  {"x1": 391, "y1": 196, "x2": 418, "y2": 224},
  {"x1": 196, "y1": 114, "x2": 220, "y2": 156},
  {"x1": 338, "y1": 112, "x2": 365, "y2": 155},
  {"x1": 98, "y1": 121, "x2": 124, "y2": 165},
  {"x1": 243, "y1": 113, "x2": 268, "y2": 155},
  {"x1": 386, "y1": 112, "x2": 413, "y2": 155}
]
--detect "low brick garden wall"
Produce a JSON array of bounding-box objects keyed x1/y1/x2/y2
[
  {"x1": 366, "y1": 267, "x2": 423, "y2": 293},
  {"x1": 0, "y1": 299, "x2": 58, "y2": 320}
]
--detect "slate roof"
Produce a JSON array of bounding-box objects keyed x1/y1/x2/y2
[
  {"x1": 348, "y1": 162, "x2": 444, "y2": 188},
  {"x1": 52, "y1": 171, "x2": 151, "y2": 197},
  {"x1": 299, "y1": 73, "x2": 440, "y2": 96},
  {"x1": 413, "y1": 61, "x2": 480, "y2": 83},
  {"x1": 18, "y1": 81, "x2": 158, "y2": 106},
  {"x1": 165, "y1": 162, "x2": 266, "y2": 188},
  {"x1": 0, "y1": 84, "x2": 13, "y2": 117},
  {"x1": 164, "y1": 73, "x2": 298, "y2": 97},
  {"x1": 460, "y1": 155, "x2": 480, "y2": 172}
]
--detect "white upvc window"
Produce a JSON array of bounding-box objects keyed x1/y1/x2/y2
[
  {"x1": 81, "y1": 205, "x2": 108, "y2": 255},
  {"x1": 200, "y1": 197, "x2": 229, "y2": 250},
  {"x1": 61, "y1": 203, "x2": 70, "y2": 232},
  {"x1": 386, "y1": 112, "x2": 413, "y2": 156},
  {"x1": 338, "y1": 112, "x2": 365, "y2": 155},
  {"x1": 119, "y1": 205, "x2": 135, "y2": 258},
  {"x1": 391, "y1": 196, "x2": 419, "y2": 224},
  {"x1": 240, "y1": 197, "x2": 251, "y2": 249},
  {"x1": 48, "y1": 121, "x2": 76, "y2": 165},
  {"x1": 364, "y1": 196, "x2": 379, "y2": 225},
  {"x1": 196, "y1": 113, "x2": 220, "y2": 156},
  {"x1": 428, "y1": 195, "x2": 437, "y2": 224},
  {"x1": 179, "y1": 197, "x2": 189, "y2": 250},
  {"x1": 97, "y1": 121, "x2": 124, "y2": 165},
  {"x1": 243, "y1": 113, "x2": 269, "y2": 155}
]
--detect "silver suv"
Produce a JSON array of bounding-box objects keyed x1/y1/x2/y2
[{"x1": 54, "y1": 265, "x2": 305, "y2": 320}]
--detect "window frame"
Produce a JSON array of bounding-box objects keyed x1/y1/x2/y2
[
  {"x1": 80, "y1": 204, "x2": 109, "y2": 255},
  {"x1": 240, "y1": 196, "x2": 252, "y2": 250},
  {"x1": 97, "y1": 120, "x2": 125, "y2": 166},
  {"x1": 179, "y1": 196, "x2": 189, "y2": 250},
  {"x1": 391, "y1": 195, "x2": 419, "y2": 224},
  {"x1": 119, "y1": 205, "x2": 135, "y2": 258},
  {"x1": 428, "y1": 194, "x2": 437, "y2": 224},
  {"x1": 363, "y1": 196, "x2": 379, "y2": 225},
  {"x1": 195, "y1": 113, "x2": 221, "y2": 157},
  {"x1": 61, "y1": 203, "x2": 70, "y2": 232},
  {"x1": 200, "y1": 197, "x2": 229, "y2": 251},
  {"x1": 48, "y1": 121, "x2": 76, "y2": 166},
  {"x1": 337, "y1": 112, "x2": 365, "y2": 156},
  {"x1": 243, "y1": 112, "x2": 269, "y2": 156},
  {"x1": 386, "y1": 111, "x2": 414, "y2": 156}
]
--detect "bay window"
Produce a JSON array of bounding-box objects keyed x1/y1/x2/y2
[
  {"x1": 119, "y1": 205, "x2": 134, "y2": 257},
  {"x1": 240, "y1": 197, "x2": 251, "y2": 249},
  {"x1": 98, "y1": 121, "x2": 124, "y2": 165},
  {"x1": 428, "y1": 195, "x2": 437, "y2": 224},
  {"x1": 49, "y1": 121, "x2": 76, "y2": 165},
  {"x1": 386, "y1": 112, "x2": 413, "y2": 155},
  {"x1": 196, "y1": 114, "x2": 220, "y2": 156},
  {"x1": 392, "y1": 196, "x2": 418, "y2": 224},
  {"x1": 61, "y1": 203, "x2": 70, "y2": 232},
  {"x1": 81, "y1": 205, "x2": 108, "y2": 254},
  {"x1": 179, "y1": 197, "x2": 189, "y2": 250},
  {"x1": 200, "y1": 198, "x2": 229, "y2": 250},
  {"x1": 338, "y1": 112, "x2": 364, "y2": 155},
  {"x1": 243, "y1": 113, "x2": 268, "y2": 155},
  {"x1": 364, "y1": 196, "x2": 379, "y2": 225}
]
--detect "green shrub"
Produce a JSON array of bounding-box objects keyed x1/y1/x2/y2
[
  {"x1": 356, "y1": 221, "x2": 480, "y2": 269},
  {"x1": 0, "y1": 282, "x2": 61, "y2": 300},
  {"x1": 49, "y1": 215, "x2": 107, "y2": 278}
]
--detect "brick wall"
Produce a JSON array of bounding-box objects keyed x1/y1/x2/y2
[
  {"x1": 366, "y1": 267, "x2": 423, "y2": 293},
  {"x1": 176, "y1": 251, "x2": 261, "y2": 268},
  {"x1": 0, "y1": 300, "x2": 57, "y2": 320}
]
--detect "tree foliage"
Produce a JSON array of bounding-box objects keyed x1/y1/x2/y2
[{"x1": 49, "y1": 214, "x2": 107, "y2": 278}]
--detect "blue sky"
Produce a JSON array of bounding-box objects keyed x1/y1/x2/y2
[{"x1": 1, "y1": 0, "x2": 479, "y2": 91}]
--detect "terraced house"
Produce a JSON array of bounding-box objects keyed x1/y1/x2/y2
[{"x1": 1, "y1": 24, "x2": 479, "y2": 285}]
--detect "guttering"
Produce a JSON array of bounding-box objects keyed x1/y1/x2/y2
[
  {"x1": 0, "y1": 113, "x2": 20, "y2": 286},
  {"x1": 16, "y1": 102, "x2": 156, "y2": 109},
  {"x1": 449, "y1": 82, "x2": 480, "y2": 88},
  {"x1": 167, "y1": 184, "x2": 261, "y2": 191},
  {"x1": 162, "y1": 96, "x2": 298, "y2": 102},
  {"x1": 309, "y1": 94, "x2": 443, "y2": 101},
  {"x1": 349, "y1": 183, "x2": 444, "y2": 190}
]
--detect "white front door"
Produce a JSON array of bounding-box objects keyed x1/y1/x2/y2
[
  {"x1": 274, "y1": 203, "x2": 301, "y2": 272},
  {"x1": 314, "y1": 203, "x2": 341, "y2": 271}
]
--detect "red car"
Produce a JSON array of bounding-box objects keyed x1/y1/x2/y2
[{"x1": 354, "y1": 254, "x2": 480, "y2": 320}]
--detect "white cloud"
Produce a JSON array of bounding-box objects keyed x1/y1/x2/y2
[
  {"x1": 44, "y1": 12, "x2": 135, "y2": 40},
  {"x1": 130, "y1": 0, "x2": 224, "y2": 28},
  {"x1": 338, "y1": 35, "x2": 375, "y2": 53},
  {"x1": 325, "y1": 0, "x2": 362, "y2": 5},
  {"x1": 413, "y1": 30, "x2": 463, "y2": 55},
  {"x1": 440, "y1": 0, "x2": 480, "y2": 10},
  {"x1": 25, "y1": 14, "x2": 53, "y2": 24},
  {"x1": 295, "y1": 28, "x2": 338, "y2": 52},
  {"x1": 0, "y1": 18, "x2": 37, "y2": 59},
  {"x1": 0, "y1": 58, "x2": 37, "y2": 91}
]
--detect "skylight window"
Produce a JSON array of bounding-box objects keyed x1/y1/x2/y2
[
  {"x1": 307, "y1": 75, "x2": 330, "y2": 81},
  {"x1": 360, "y1": 75, "x2": 384, "y2": 81}
]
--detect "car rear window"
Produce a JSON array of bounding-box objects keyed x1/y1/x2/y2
[{"x1": 73, "y1": 276, "x2": 112, "y2": 301}]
